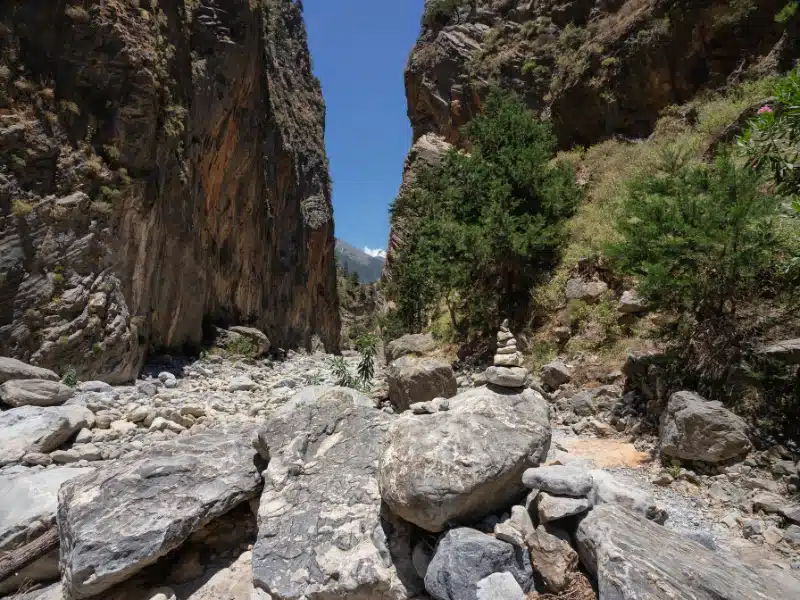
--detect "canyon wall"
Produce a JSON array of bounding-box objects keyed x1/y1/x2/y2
[{"x1": 0, "y1": 0, "x2": 340, "y2": 382}]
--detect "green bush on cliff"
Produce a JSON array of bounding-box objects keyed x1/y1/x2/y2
[
  {"x1": 608, "y1": 148, "x2": 785, "y2": 322},
  {"x1": 389, "y1": 89, "x2": 582, "y2": 337}
]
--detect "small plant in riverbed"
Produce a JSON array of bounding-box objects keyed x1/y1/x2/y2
[
  {"x1": 62, "y1": 366, "x2": 78, "y2": 387},
  {"x1": 356, "y1": 334, "x2": 378, "y2": 391},
  {"x1": 12, "y1": 199, "x2": 33, "y2": 217},
  {"x1": 329, "y1": 356, "x2": 356, "y2": 388}
]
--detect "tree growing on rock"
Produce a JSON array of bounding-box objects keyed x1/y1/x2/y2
[{"x1": 388, "y1": 89, "x2": 582, "y2": 339}]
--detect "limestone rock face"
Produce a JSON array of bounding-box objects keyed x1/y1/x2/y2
[
  {"x1": 0, "y1": 0, "x2": 339, "y2": 383},
  {"x1": 251, "y1": 386, "x2": 423, "y2": 600},
  {"x1": 659, "y1": 391, "x2": 751, "y2": 463},
  {"x1": 0, "y1": 405, "x2": 94, "y2": 466},
  {"x1": 378, "y1": 386, "x2": 551, "y2": 532},
  {"x1": 576, "y1": 504, "x2": 800, "y2": 599},
  {"x1": 57, "y1": 427, "x2": 263, "y2": 599},
  {"x1": 387, "y1": 355, "x2": 457, "y2": 412}
]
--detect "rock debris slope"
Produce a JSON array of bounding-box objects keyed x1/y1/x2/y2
[{"x1": 0, "y1": 0, "x2": 339, "y2": 383}]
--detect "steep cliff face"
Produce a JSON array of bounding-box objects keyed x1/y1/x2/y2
[
  {"x1": 0, "y1": 0, "x2": 339, "y2": 382},
  {"x1": 407, "y1": 0, "x2": 799, "y2": 147}
]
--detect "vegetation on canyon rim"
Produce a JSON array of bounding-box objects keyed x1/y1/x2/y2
[{"x1": 385, "y1": 67, "x2": 800, "y2": 440}]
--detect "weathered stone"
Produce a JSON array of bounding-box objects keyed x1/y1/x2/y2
[
  {"x1": 757, "y1": 338, "x2": 800, "y2": 364},
  {"x1": 576, "y1": 504, "x2": 800, "y2": 599},
  {"x1": 536, "y1": 492, "x2": 591, "y2": 523},
  {"x1": 0, "y1": 357, "x2": 59, "y2": 384},
  {"x1": 484, "y1": 366, "x2": 527, "y2": 387},
  {"x1": 590, "y1": 470, "x2": 667, "y2": 523},
  {"x1": 526, "y1": 525, "x2": 579, "y2": 593},
  {"x1": 0, "y1": 379, "x2": 74, "y2": 408},
  {"x1": 387, "y1": 355, "x2": 457, "y2": 412},
  {"x1": 618, "y1": 290, "x2": 647, "y2": 313},
  {"x1": 494, "y1": 505, "x2": 535, "y2": 548},
  {"x1": 0, "y1": 405, "x2": 94, "y2": 466},
  {"x1": 660, "y1": 391, "x2": 751, "y2": 463},
  {"x1": 493, "y1": 352, "x2": 524, "y2": 367},
  {"x1": 57, "y1": 427, "x2": 263, "y2": 599},
  {"x1": 228, "y1": 376, "x2": 257, "y2": 392},
  {"x1": 541, "y1": 360, "x2": 571, "y2": 390},
  {"x1": 566, "y1": 278, "x2": 608, "y2": 303},
  {"x1": 0, "y1": 466, "x2": 93, "y2": 553},
  {"x1": 424, "y1": 528, "x2": 533, "y2": 600},
  {"x1": 385, "y1": 332, "x2": 437, "y2": 363},
  {"x1": 522, "y1": 466, "x2": 593, "y2": 497},
  {"x1": 475, "y1": 572, "x2": 525, "y2": 600},
  {"x1": 252, "y1": 386, "x2": 423, "y2": 600},
  {"x1": 229, "y1": 326, "x2": 271, "y2": 356},
  {"x1": 379, "y1": 386, "x2": 551, "y2": 532}
]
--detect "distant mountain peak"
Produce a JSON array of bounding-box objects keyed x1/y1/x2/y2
[{"x1": 335, "y1": 239, "x2": 385, "y2": 283}]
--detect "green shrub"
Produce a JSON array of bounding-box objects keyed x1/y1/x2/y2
[
  {"x1": 775, "y1": 1, "x2": 799, "y2": 23},
  {"x1": 356, "y1": 334, "x2": 378, "y2": 390},
  {"x1": 389, "y1": 89, "x2": 582, "y2": 336},
  {"x1": 608, "y1": 148, "x2": 784, "y2": 322},
  {"x1": 422, "y1": 0, "x2": 470, "y2": 29},
  {"x1": 11, "y1": 199, "x2": 33, "y2": 217},
  {"x1": 738, "y1": 66, "x2": 800, "y2": 205},
  {"x1": 62, "y1": 366, "x2": 78, "y2": 387},
  {"x1": 224, "y1": 335, "x2": 260, "y2": 357},
  {"x1": 329, "y1": 356, "x2": 356, "y2": 388}
]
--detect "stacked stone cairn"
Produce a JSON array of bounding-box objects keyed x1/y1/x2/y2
[{"x1": 485, "y1": 319, "x2": 529, "y2": 388}]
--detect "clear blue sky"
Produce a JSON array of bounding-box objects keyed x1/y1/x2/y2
[{"x1": 303, "y1": 0, "x2": 424, "y2": 254}]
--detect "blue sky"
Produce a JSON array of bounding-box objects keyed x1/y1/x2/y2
[{"x1": 303, "y1": 0, "x2": 424, "y2": 255}]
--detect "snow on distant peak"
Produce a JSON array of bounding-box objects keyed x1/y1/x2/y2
[{"x1": 363, "y1": 247, "x2": 387, "y2": 259}]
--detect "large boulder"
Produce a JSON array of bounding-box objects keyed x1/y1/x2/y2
[
  {"x1": 589, "y1": 470, "x2": 667, "y2": 523},
  {"x1": 385, "y1": 333, "x2": 437, "y2": 363},
  {"x1": 659, "y1": 391, "x2": 751, "y2": 463},
  {"x1": 541, "y1": 360, "x2": 571, "y2": 390},
  {"x1": 387, "y1": 355, "x2": 457, "y2": 412},
  {"x1": 424, "y1": 528, "x2": 533, "y2": 600},
  {"x1": 379, "y1": 386, "x2": 551, "y2": 532},
  {"x1": 0, "y1": 357, "x2": 59, "y2": 385},
  {"x1": 0, "y1": 467, "x2": 93, "y2": 594},
  {"x1": 251, "y1": 386, "x2": 423, "y2": 600},
  {"x1": 0, "y1": 379, "x2": 74, "y2": 408},
  {"x1": 0, "y1": 405, "x2": 94, "y2": 466},
  {"x1": 57, "y1": 427, "x2": 263, "y2": 599},
  {"x1": 576, "y1": 504, "x2": 800, "y2": 599},
  {"x1": 523, "y1": 466, "x2": 593, "y2": 497},
  {"x1": 757, "y1": 338, "x2": 800, "y2": 364}
]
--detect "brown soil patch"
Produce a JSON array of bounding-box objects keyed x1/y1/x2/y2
[{"x1": 557, "y1": 438, "x2": 649, "y2": 469}]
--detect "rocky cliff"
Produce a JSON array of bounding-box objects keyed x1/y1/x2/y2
[
  {"x1": 385, "y1": 0, "x2": 799, "y2": 268},
  {"x1": 0, "y1": 0, "x2": 340, "y2": 382}
]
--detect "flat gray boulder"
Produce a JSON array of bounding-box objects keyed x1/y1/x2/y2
[
  {"x1": 576, "y1": 504, "x2": 800, "y2": 599},
  {"x1": 425, "y1": 528, "x2": 533, "y2": 600},
  {"x1": 1, "y1": 379, "x2": 74, "y2": 408},
  {"x1": 0, "y1": 466, "x2": 93, "y2": 594},
  {"x1": 589, "y1": 470, "x2": 667, "y2": 523},
  {"x1": 57, "y1": 427, "x2": 263, "y2": 599},
  {"x1": 660, "y1": 391, "x2": 751, "y2": 463},
  {"x1": 522, "y1": 465, "x2": 593, "y2": 497},
  {"x1": 757, "y1": 338, "x2": 800, "y2": 364},
  {"x1": 476, "y1": 572, "x2": 525, "y2": 600},
  {"x1": 483, "y1": 366, "x2": 527, "y2": 387},
  {"x1": 379, "y1": 386, "x2": 551, "y2": 532},
  {"x1": 0, "y1": 356, "x2": 59, "y2": 385},
  {"x1": 252, "y1": 386, "x2": 423, "y2": 600},
  {"x1": 536, "y1": 493, "x2": 591, "y2": 523},
  {"x1": 1, "y1": 466, "x2": 93, "y2": 553},
  {"x1": 387, "y1": 355, "x2": 457, "y2": 412},
  {"x1": 0, "y1": 405, "x2": 94, "y2": 466},
  {"x1": 385, "y1": 333, "x2": 437, "y2": 363}
]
